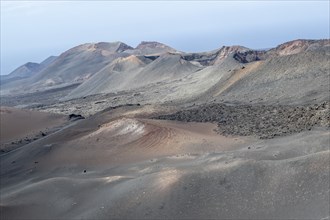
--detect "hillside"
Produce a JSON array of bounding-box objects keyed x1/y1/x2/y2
[{"x1": 205, "y1": 48, "x2": 330, "y2": 105}]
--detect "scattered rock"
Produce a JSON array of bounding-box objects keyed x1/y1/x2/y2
[
  {"x1": 94, "y1": 101, "x2": 106, "y2": 104},
  {"x1": 69, "y1": 114, "x2": 85, "y2": 121}
]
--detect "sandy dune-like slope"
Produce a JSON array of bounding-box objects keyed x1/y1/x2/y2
[
  {"x1": 64, "y1": 55, "x2": 149, "y2": 99},
  {"x1": 0, "y1": 107, "x2": 67, "y2": 151},
  {"x1": 66, "y1": 53, "x2": 201, "y2": 99},
  {"x1": 0, "y1": 106, "x2": 329, "y2": 219},
  {"x1": 213, "y1": 48, "x2": 330, "y2": 105}
]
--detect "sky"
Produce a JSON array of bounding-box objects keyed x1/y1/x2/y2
[{"x1": 1, "y1": 1, "x2": 329, "y2": 75}]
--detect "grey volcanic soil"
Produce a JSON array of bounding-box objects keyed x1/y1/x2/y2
[
  {"x1": 1, "y1": 105, "x2": 329, "y2": 220},
  {"x1": 1, "y1": 39, "x2": 329, "y2": 220},
  {"x1": 0, "y1": 83, "x2": 80, "y2": 108},
  {"x1": 156, "y1": 102, "x2": 330, "y2": 139}
]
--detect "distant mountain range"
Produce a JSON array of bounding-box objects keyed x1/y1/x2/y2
[
  {"x1": 1, "y1": 56, "x2": 57, "y2": 84},
  {"x1": 1, "y1": 39, "x2": 329, "y2": 105}
]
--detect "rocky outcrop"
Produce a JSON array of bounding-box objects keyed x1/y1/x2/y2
[
  {"x1": 230, "y1": 39, "x2": 330, "y2": 64},
  {"x1": 183, "y1": 46, "x2": 251, "y2": 66},
  {"x1": 181, "y1": 52, "x2": 219, "y2": 66},
  {"x1": 233, "y1": 50, "x2": 267, "y2": 63}
]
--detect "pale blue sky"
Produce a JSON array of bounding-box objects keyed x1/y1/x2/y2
[{"x1": 1, "y1": 1, "x2": 329, "y2": 75}]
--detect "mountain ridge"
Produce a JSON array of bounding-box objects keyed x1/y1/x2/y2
[
  {"x1": 1, "y1": 39, "x2": 328, "y2": 97},
  {"x1": 3, "y1": 39, "x2": 328, "y2": 77}
]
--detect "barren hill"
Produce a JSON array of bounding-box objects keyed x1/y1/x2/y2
[
  {"x1": 1, "y1": 62, "x2": 41, "y2": 80},
  {"x1": 65, "y1": 55, "x2": 148, "y2": 99}
]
